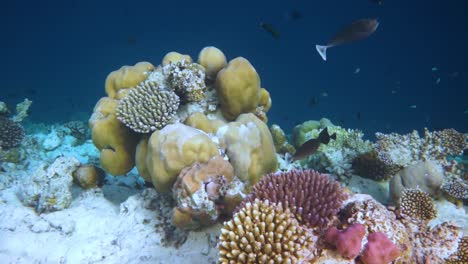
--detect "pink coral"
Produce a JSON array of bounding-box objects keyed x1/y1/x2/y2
[
  {"x1": 325, "y1": 223, "x2": 366, "y2": 259},
  {"x1": 360, "y1": 232, "x2": 401, "y2": 264}
]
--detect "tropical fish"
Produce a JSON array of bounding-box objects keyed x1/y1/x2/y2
[
  {"x1": 293, "y1": 127, "x2": 337, "y2": 160},
  {"x1": 260, "y1": 22, "x2": 280, "y2": 39},
  {"x1": 409, "y1": 105, "x2": 417, "y2": 109},
  {"x1": 321, "y1": 92, "x2": 329, "y2": 97},
  {"x1": 370, "y1": 0, "x2": 383, "y2": 5},
  {"x1": 435, "y1": 77, "x2": 441, "y2": 84},
  {"x1": 284, "y1": 9, "x2": 302, "y2": 21},
  {"x1": 431, "y1": 67, "x2": 438, "y2": 71},
  {"x1": 308, "y1": 96, "x2": 319, "y2": 108},
  {"x1": 316, "y1": 18, "x2": 379, "y2": 61}
]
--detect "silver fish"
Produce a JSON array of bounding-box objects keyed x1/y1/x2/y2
[{"x1": 316, "y1": 18, "x2": 379, "y2": 61}]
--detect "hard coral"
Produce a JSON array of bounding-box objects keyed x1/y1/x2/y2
[
  {"x1": 237, "y1": 169, "x2": 348, "y2": 228},
  {"x1": 399, "y1": 188, "x2": 437, "y2": 221},
  {"x1": 447, "y1": 236, "x2": 468, "y2": 264},
  {"x1": 352, "y1": 151, "x2": 400, "y2": 181},
  {"x1": 441, "y1": 177, "x2": 468, "y2": 200},
  {"x1": 0, "y1": 116, "x2": 25, "y2": 149},
  {"x1": 197, "y1": 46, "x2": 227, "y2": 81},
  {"x1": 163, "y1": 59, "x2": 206, "y2": 103},
  {"x1": 218, "y1": 199, "x2": 314, "y2": 263},
  {"x1": 325, "y1": 223, "x2": 366, "y2": 259},
  {"x1": 116, "y1": 81, "x2": 180, "y2": 133},
  {"x1": 360, "y1": 232, "x2": 401, "y2": 264},
  {"x1": 105, "y1": 61, "x2": 155, "y2": 99}
]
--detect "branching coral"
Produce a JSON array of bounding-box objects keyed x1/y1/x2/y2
[
  {"x1": 399, "y1": 188, "x2": 437, "y2": 221},
  {"x1": 163, "y1": 59, "x2": 206, "y2": 103},
  {"x1": 236, "y1": 169, "x2": 348, "y2": 228},
  {"x1": 116, "y1": 81, "x2": 180, "y2": 133},
  {"x1": 218, "y1": 199, "x2": 315, "y2": 263},
  {"x1": 375, "y1": 128, "x2": 468, "y2": 169},
  {"x1": 0, "y1": 116, "x2": 25, "y2": 149}
]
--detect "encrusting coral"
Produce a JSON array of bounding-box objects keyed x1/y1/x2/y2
[
  {"x1": 399, "y1": 188, "x2": 437, "y2": 221},
  {"x1": 171, "y1": 156, "x2": 244, "y2": 230},
  {"x1": 162, "y1": 59, "x2": 206, "y2": 103},
  {"x1": 116, "y1": 80, "x2": 180, "y2": 133},
  {"x1": 0, "y1": 116, "x2": 25, "y2": 149},
  {"x1": 218, "y1": 199, "x2": 315, "y2": 263},
  {"x1": 236, "y1": 169, "x2": 348, "y2": 228}
]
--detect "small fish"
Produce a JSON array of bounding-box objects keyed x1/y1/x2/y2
[
  {"x1": 449, "y1": 71, "x2": 459, "y2": 78},
  {"x1": 356, "y1": 112, "x2": 361, "y2": 120},
  {"x1": 321, "y1": 92, "x2": 328, "y2": 97},
  {"x1": 260, "y1": 22, "x2": 280, "y2": 39},
  {"x1": 409, "y1": 105, "x2": 417, "y2": 109},
  {"x1": 316, "y1": 18, "x2": 379, "y2": 61},
  {"x1": 370, "y1": 0, "x2": 383, "y2": 5},
  {"x1": 284, "y1": 9, "x2": 302, "y2": 21},
  {"x1": 293, "y1": 127, "x2": 337, "y2": 160},
  {"x1": 435, "y1": 77, "x2": 441, "y2": 84},
  {"x1": 464, "y1": 109, "x2": 468, "y2": 114},
  {"x1": 431, "y1": 67, "x2": 438, "y2": 72},
  {"x1": 354, "y1": 67, "x2": 361, "y2": 74},
  {"x1": 308, "y1": 96, "x2": 319, "y2": 108},
  {"x1": 391, "y1": 90, "x2": 397, "y2": 94}
]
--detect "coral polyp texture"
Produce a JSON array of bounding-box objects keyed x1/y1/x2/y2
[
  {"x1": 163, "y1": 59, "x2": 206, "y2": 103},
  {"x1": 237, "y1": 169, "x2": 348, "y2": 228},
  {"x1": 399, "y1": 188, "x2": 437, "y2": 221},
  {"x1": 441, "y1": 177, "x2": 468, "y2": 200},
  {"x1": 116, "y1": 80, "x2": 180, "y2": 133},
  {"x1": 447, "y1": 236, "x2": 468, "y2": 263},
  {"x1": 0, "y1": 116, "x2": 25, "y2": 149},
  {"x1": 375, "y1": 128, "x2": 468, "y2": 168},
  {"x1": 218, "y1": 199, "x2": 314, "y2": 263}
]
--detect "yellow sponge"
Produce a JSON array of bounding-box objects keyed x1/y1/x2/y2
[
  {"x1": 215, "y1": 57, "x2": 261, "y2": 120},
  {"x1": 145, "y1": 123, "x2": 219, "y2": 193},
  {"x1": 105, "y1": 62, "x2": 154, "y2": 99},
  {"x1": 89, "y1": 97, "x2": 139, "y2": 175}
]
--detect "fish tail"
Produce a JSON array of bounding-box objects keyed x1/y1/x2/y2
[
  {"x1": 330, "y1": 133, "x2": 337, "y2": 141},
  {"x1": 318, "y1": 127, "x2": 330, "y2": 144},
  {"x1": 316, "y1": 45, "x2": 328, "y2": 61}
]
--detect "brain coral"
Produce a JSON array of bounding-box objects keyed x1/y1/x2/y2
[
  {"x1": 237, "y1": 169, "x2": 348, "y2": 228},
  {"x1": 218, "y1": 199, "x2": 315, "y2": 263},
  {"x1": 0, "y1": 116, "x2": 25, "y2": 149},
  {"x1": 116, "y1": 81, "x2": 180, "y2": 133}
]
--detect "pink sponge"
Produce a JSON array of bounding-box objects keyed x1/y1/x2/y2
[
  {"x1": 360, "y1": 232, "x2": 401, "y2": 264},
  {"x1": 325, "y1": 223, "x2": 366, "y2": 259}
]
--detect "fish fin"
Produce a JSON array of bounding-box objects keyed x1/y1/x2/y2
[
  {"x1": 318, "y1": 127, "x2": 330, "y2": 144},
  {"x1": 330, "y1": 133, "x2": 337, "y2": 140},
  {"x1": 316, "y1": 45, "x2": 328, "y2": 61}
]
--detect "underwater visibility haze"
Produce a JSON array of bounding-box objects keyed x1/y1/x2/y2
[{"x1": 1, "y1": 0, "x2": 468, "y2": 263}]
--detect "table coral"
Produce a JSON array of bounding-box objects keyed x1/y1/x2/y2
[
  {"x1": 218, "y1": 199, "x2": 315, "y2": 263},
  {"x1": 116, "y1": 80, "x2": 180, "y2": 133},
  {"x1": 236, "y1": 169, "x2": 348, "y2": 228}
]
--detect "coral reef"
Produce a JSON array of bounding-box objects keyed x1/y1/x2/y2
[
  {"x1": 105, "y1": 61, "x2": 155, "y2": 99},
  {"x1": 11, "y1": 98, "x2": 32, "y2": 122},
  {"x1": 218, "y1": 199, "x2": 315, "y2": 263},
  {"x1": 360, "y1": 232, "x2": 401, "y2": 264},
  {"x1": 441, "y1": 177, "x2": 468, "y2": 200},
  {"x1": 325, "y1": 223, "x2": 366, "y2": 259},
  {"x1": 292, "y1": 119, "x2": 374, "y2": 180},
  {"x1": 351, "y1": 151, "x2": 400, "y2": 181},
  {"x1": 269, "y1": 124, "x2": 295, "y2": 155},
  {"x1": 197, "y1": 46, "x2": 227, "y2": 81},
  {"x1": 16, "y1": 156, "x2": 80, "y2": 213},
  {"x1": 116, "y1": 80, "x2": 180, "y2": 133},
  {"x1": 163, "y1": 59, "x2": 206, "y2": 103},
  {"x1": 72, "y1": 164, "x2": 105, "y2": 189},
  {"x1": 399, "y1": 188, "x2": 437, "y2": 221},
  {"x1": 389, "y1": 160, "x2": 444, "y2": 204},
  {"x1": 171, "y1": 156, "x2": 245, "y2": 230},
  {"x1": 447, "y1": 236, "x2": 468, "y2": 263},
  {"x1": 0, "y1": 116, "x2": 25, "y2": 149},
  {"x1": 236, "y1": 169, "x2": 348, "y2": 228}
]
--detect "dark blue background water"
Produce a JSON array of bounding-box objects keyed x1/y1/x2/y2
[{"x1": 2, "y1": 0, "x2": 467, "y2": 138}]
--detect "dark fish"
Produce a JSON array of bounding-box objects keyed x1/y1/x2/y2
[
  {"x1": 293, "y1": 127, "x2": 337, "y2": 160},
  {"x1": 371, "y1": 0, "x2": 383, "y2": 5},
  {"x1": 260, "y1": 22, "x2": 280, "y2": 39},
  {"x1": 356, "y1": 112, "x2": 361, "y2": 120},
  {"x1": 127, "y1": 35, "x2": 137, "y2": 45},
  {"x1": 284, "y1": 9, "x2": 302, "y2": 21},
  {"x1": 308, "y1": 96, "x2": 319, "y2": 108},
  {"x1": 316, "y1": 18, "x2": 379, "y2": 61}
]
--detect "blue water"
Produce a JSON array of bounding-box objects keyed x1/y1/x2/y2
[{"x1": 2, "y1": 0, "x2": 467, "y2": 138}]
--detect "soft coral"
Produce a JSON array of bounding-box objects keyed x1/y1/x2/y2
[{"x1": 360, "y1": 232, "x2": 401, "y2": 264}]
